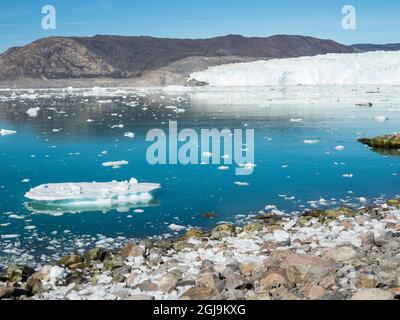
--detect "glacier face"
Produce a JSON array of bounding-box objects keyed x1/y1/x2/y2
[{"x1": 189, "y1": 51, "x2": 400, "y2": 86}]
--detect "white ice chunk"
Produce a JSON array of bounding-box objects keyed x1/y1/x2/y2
[
  {"x1": 26, "y1": 107, "x2": 40, "y2": 117},
  {"x1": 0, "y1": 129, "x2": 17, "y2": 136},
  {"x1": 304, "y1": 140, "x2": 320, "y2": 144},
  {"x1": 124, "y1": 132, "x2": 135, "y2": 138},
  {"x1": 102, "y1": 160, "x2": 128, "y2": 168},
  {"x1": 24, "y1": 178, "x2": 160, "y2": 202}
]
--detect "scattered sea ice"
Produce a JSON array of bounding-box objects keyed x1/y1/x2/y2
[
  {"x1": 26, "y1": 107, "x2": 40, "y2": 117},
  {"x1": 102, "y1": 160, "x2": 129, "y2": 169},
  {"x1": 342, "y1": 174, "x2": 354, "y2": 178},
  {"x1": 374, "y1": 115, "x2": 388, "y2": 123},
  {"x1": 234, "y1": 181, "x2": 250, "y2": 186},
  {"x1": 304, "y1": 140, "x2": 320, "y2": 144},
  {"x1": 218, "y1": 166, "x2": 229, "y2": 170},
  {"x1": 168, "y1": 224, "x2": 186, "y2": 231},
  {"x1": 0, "y1": 129, "x2": 17, "y2": 136}
]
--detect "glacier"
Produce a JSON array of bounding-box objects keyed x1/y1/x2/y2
[{"x1": 189, "y1": 51, "x2": 400, "y2": 86}]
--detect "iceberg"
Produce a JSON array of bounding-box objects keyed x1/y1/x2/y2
[{"x1": 24, "y1": 178, "x2": 161, "y2": 214}]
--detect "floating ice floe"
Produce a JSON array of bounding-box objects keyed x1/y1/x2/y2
[
  {"x1": 342, "y1": 174, "x2": 354, "y2": 178},
  {"x1": 111, "y1": 124, "x2": 124, "y2": 129},
  {"x1": 335, "y1": 145, "x2": 345, "y2": 151},
  {"x1": 24, "y1": 178, "x2": 161, "y2": 214},
  {"x1": 234, "y1": 181, "x2": 250, "y2": 186},
  {"x1": 304, "y1": 140, "x2": 320, "y2": 144},
  {"x1": 168, "y1": 224, "x2": 186, "y2": 232},
  {"x1": 124, "y1": 132, "x2": 135, "y2": 138},
  {"x1": 26, "y1": 107, "x2": 40, "y2": 117},
  {"x1": 0, "y1": 129, "x2": 17, "y2": 136},
  {"x1": 102, "y1": 160, "x2": 129, "y2": 169},
  {"x1": 374, "y1": 115, "x2": 388, "y2": 123}
]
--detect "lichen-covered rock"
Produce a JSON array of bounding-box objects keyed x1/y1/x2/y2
[
  {"x1": 84, "y1": 248, "x2": 107, "y2": 261},
  {"x1": 174, "y1": 241, "x2": 196, "y2": 252},
  {"x1": 351, "y1": 288, "x2": 394, "y2": 300},
  {"x1": 281, "y1": 254, "x2": 337, "y2": 285},
  {"x1": 387, "y1": 199, "x2": 400, "y2": 207},
  {"x1": 2, "y1": 265, "x2": 35, "y2": 283},
  {"x1": 211, "y1": 224, "x2": 236, "y2": 239},
  {"x1": 260, "y1": 273, "x2": 287, "y2": 290},
  {"x1": 154, "y1": 239, "x2": 174, "y2": 250},
  {"x1": 112, "y1": 266, "x2": 130, "y2": 283},
  {"x1": 242, "y1": 222, "x2": 263, "y2": 234},
  {"x1": 181, "y1": 286, "x2": 219, "y2": 300},
  {"x1": 356, "y1": 274, "x2": 378, "y2": 289},
  {"x1": 121, "y1": 243, "x2": 145, "y2": 258},
  {"x1": 58, "y1": 254, "x2": 84, "y2": 268},
  {"x1": 103, "y1": 256, "x2": 125, "y2": 271},
  {"x1": 0, "y1": 286, "x2": 17, "y2": 299},
  {"x1": 358, "y1": 134, "x2": 400, "y2": 149},
  {"x1": 185, "y1": 229, "x2": 203, "y2": 239},
  {"x1": 202, "y1": 212, "x2": 216, "y2": 219},
  {"x1": 25, "y1": 277, "x2": 45, "y2": 295},
  {"x1": 326, "y1": 246, "x2": 357, "y2": 262}
]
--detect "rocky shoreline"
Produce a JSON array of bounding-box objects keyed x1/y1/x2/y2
[{"x1": 1, "y1": 200, "x2": 400, "y2": 300}]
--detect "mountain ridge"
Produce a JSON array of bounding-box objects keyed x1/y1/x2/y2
[{"x1": 0, "y1": 34, "x2": 358, "y2": 86}]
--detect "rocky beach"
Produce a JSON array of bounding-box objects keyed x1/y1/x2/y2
[{"x1": 1, "y1": 199, "x2": 400, "y2": 301}]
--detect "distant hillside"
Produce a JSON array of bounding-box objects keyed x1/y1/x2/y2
[
  {"x1": 0, "y1": 34, "x2": 358, "y2": 86},
  {"x1": 352, "y1": 43, "x2": 400, "y2": 52}
]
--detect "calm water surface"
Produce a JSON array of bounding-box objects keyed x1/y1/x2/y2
[{"x1": 0, "y1": 89, "x2": 399, "y2": 266}]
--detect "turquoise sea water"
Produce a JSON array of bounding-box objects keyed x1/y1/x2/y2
[{"x1": 0, "y1": 89, "x2": 399, "y2": 266}]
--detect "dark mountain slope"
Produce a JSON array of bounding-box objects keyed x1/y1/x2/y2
[{"x1": 0, "y1": 34, "x2": 357, "y2": 81}]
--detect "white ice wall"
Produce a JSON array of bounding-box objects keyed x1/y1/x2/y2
[{"x1": 190, "y1": 51, "x2": 400, "y2": 86}]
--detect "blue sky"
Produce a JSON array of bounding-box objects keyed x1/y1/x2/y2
[{"x1": 0, "y1": 0, "x2": 399, "y2": 52}]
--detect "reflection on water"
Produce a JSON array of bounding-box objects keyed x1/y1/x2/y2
[
  {"x1": 24, "y1": 199, "x2": 160, "y2": 215},
  {"x1": 367, "y1": 147, "x2": 400, "y2": 157},
  {"x1": 0, "y1": 88, "x2": 399, "y2": 266}
]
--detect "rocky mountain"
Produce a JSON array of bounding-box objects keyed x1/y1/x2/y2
[
  {"x1": 352, "y1": 43, "x2": 400, "y2": 52},
  {"x1": 0, "y1": 34, "x2": 359, "y2": 86}
]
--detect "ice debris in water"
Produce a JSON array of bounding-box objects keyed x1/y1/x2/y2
[
  {"x1": 234, "y1": 181, "x2": 250, "y2": 186},
  {"x1": 102, "y1": 160, "x2": 129, "y2": 169},
  {"x1": 24, "y1": 178, "x2": 160, "y2": 202},
  {"x1": 124, "y1": 132, "x2": 135, "y2": 138},
  {"x1": 374, "y1": 115, "x2": 388, "y2": 123},
  {"x1": 0, "y1": 129, "x2": 17, "y2": 136},
  {"x1": 168, "y1": 224, "x2": 186, "y2": 232},
  {"x1": 26, "y1": 107, "x2": 40, "y2": 117},
  {"x1": 304, "y1": 140, "x2": 320, "y2": 144}
]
